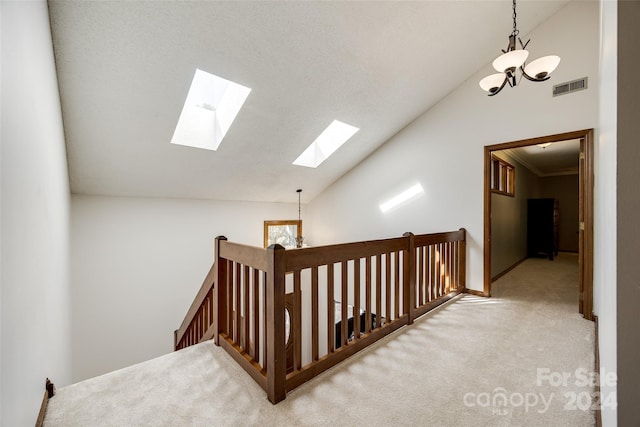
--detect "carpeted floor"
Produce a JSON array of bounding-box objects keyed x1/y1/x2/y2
[{"x1": 45, "y1": 253, "x2": 595, "y2": 426}]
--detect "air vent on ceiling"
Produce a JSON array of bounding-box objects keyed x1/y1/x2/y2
[{"x1": 553, "y1": 77, "x2": 588, "y2": 97}]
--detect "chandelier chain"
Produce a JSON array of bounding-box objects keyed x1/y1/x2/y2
[{"x1": 512, "y1": 0, "x2": 519, "y2": 36}]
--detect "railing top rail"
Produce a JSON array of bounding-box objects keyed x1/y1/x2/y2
[
  {"x1": 215, "y1": 230, "x2": 467, "y2": 273},
  {"x1": 285, "y1": 237, "x2": 406, "y2": 271},
  {"x1": 176, "y1": 261, "x2": 216, "y2": 342},
  {"x1": 414, "y1": 229, "x2": 466, "y2": 246},
  {"x1": 219, "y1": 240, "x2": 270, "y2": 272}
]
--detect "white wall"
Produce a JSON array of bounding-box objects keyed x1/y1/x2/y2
[
  {"x1": 308, "y1": 0, "x2": 600, "y2": 293},
  {"x1": 595, "y1": 0, "x2": 617, "y2": 425},
  {"x1": 71, "y1": 195, "x2": 300, "y2": 381},
  {"x1": 490, "y1": 152, "x2": 540, "y2": 276},
  {"x1": 1, "y1": 1, "x2": 72, "y2": 425}
]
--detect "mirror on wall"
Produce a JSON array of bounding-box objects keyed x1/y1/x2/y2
[{"x1": 263, "y1": 220, "x2": 302, "y2": 248}]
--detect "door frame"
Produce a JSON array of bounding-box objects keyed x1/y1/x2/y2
[{"x1": 483, "y1": 129, "x2": 594, "y2": 320}]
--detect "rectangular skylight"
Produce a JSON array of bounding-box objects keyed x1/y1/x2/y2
[
  {"x1": 293, "y1": 120, "x2": 359, "y2": 168},
  {"x1": 171, "y1": 69, "x2": 251, "y2": 151},
  {"x1": 379, "y1": 183, "x2": 425, "y2": 213}
]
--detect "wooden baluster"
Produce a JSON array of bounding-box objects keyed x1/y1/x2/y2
[
  {"x1": 376, "y1": 254, "x2": 382, "y2": 329},
  {"x1": 235, "y1": 262, "x2": 241, "y2": 344},
  {"x1": 243, "y1": 265, "x2": 250, "y2": 351},
  {"x1": 403, "y1": 232, "x2": 415, "y2": 324},
  {"x1": 210, "y1": 290, "x2": 214, "y2": 330},
  {"x1": 327, "y1": 263, "x2": 335, "y2": 353},
  {"x1": 449, "y1": 242, "x2": 454, "y2": 291},
  {"x1": 353, "y1": 259, "x2": 361, "y2": 341},
  {"x1": 394, "y1": 250, "x2": 400, "y2": 319},
  {"x1": 456, "y1": 239, "x2": 461, "y2": 290},
  {"x1": 444, "y1": 242, "x2": 449, "y2": 294},
  {"x1": 439, "y1": 243, "x2": 445, "y2": 298},
  {"x1": 438, "y1": 244, "x2": 441, "y2": 297},
  {"x1": 418, "y1": 246, "x2": 424, "y2": 306},
  {"x1": 459, "y1": 228, "x2": 467, "y2": 292},
  {"x1": 263, "y1": 270, "x2": 267, "y2": 369},
  {"x1": 198, "y1": 306, "x2": 202, "y2": 342},
  {"x1": 431, "y1": 244, "x2": 437, "y2": 301},
  {"x1": 214, "y1": 238, "x2": 227, "y2": 346},
  {"x1": 341, "y1": 261, "x2": 348, "y2": 347},
  {"x1": 226, "y1": 262, "x2": 233, "y2": 341},
  {"x1": 452, "y1": 241, "x2": 458, "y2": 291},
  {"x1": 294, "y1": 270, "x2": 302, "y2": 370},
  {"x1": 253, "y1": 268, "x2": 260, "y2": 362},
  {"x1": 311, "y1": 266, "x2": 319, "y2": 362},
  {"x1": 199, "y1": 305, "x2": 202, "y2": 342},
  {"x1": 204, "y1": 296, "x2": 209, "y2": 335},
  {"x1": 426, "y1": 245, "x2": 431, "y2": 303},
  {"x1": 227, "y1": 262, "x2": 234, "y2": 339},
  {"x1": 445, "y1": 242, "x2": 450, "y2": 295},
  {"x1": 457, "y1": 240, "x2": 462, "y2": 290},
  {"x1": 365, "y1": 257, "x2": 372, "y2": 334},
  {"x1": 385, "y1": 253, "x2": 391, "y2": 323}
]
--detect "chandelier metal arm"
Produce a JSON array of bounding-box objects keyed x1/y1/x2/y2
[
  {"x1": 520, "y1": 66, "x2": 551, "y2": 82},
  {"x1": 488, "y1": 75, "x2": 509, "y2": 96}
]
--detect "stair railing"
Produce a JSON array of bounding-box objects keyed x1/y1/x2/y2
[{"x1": 175, "y1": 228, "x2": 467, "y2": 403}]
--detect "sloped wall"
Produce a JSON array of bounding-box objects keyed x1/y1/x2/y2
[{"x1": 308, "y1": 1, "x2": 599, "y2": 294}]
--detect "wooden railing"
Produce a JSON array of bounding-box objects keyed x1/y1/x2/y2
[
  {"x1": 174, "y1": 263, "x2": 216, "y2": 350},
  {"x1": 175, "y1": 228, "x2": 466, "y2": 403}
]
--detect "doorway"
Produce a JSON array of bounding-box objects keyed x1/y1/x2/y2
[{"x1": 483, "y1": 129, "x2": 594, "y2": 320}]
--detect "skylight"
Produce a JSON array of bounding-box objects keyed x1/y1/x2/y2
[
  {"x1": 293, "y1": 120, "x2": 359, "y2": 168},
  {"x1": 171, "y1": 69, "x2": 251, "y2": 151},
  {"x1": 379, "y1": 183, "x2": 425, "y2": 213}
]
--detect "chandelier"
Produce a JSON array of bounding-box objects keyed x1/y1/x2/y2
[{"x1": 479, "y1": 0, "x2": 560, "y2": 96}]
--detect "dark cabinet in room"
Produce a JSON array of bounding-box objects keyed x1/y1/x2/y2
[{"x1": 527, "y1": 198, "x2": 559, "y2": 260}]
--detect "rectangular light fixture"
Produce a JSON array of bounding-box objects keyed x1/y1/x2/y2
[
  {"x1": 379, "y1": 183, "x2": 425, "y2": 213},
  {"x1": 293, "y1": 120, "x2": 359, "y2": 168},
  {"x1": 171, "y1": 69, "x2": 251, "y2": 151}
]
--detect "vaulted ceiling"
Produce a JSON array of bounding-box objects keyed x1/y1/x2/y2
[{"x1": 49, "y1": 0, "x2": 569, "y2": 203}]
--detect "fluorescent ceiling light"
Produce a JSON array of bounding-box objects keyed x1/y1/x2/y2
[
  {"x1": 293, "y1": 120, "x2": 359, "y2": 168},
  {"x1": 379, "y1": 183, "x2": 425, "y2": 213},
  {"x1": 171, "y1": 69, "x2": 251, "y2": 151}
]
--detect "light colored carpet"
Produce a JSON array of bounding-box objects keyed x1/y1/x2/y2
[{"x1": 45, "y1": 253, "x2": 595, "y2": 426}]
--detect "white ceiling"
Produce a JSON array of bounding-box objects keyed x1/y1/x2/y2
[
  {"x1": 49, "y1": 0, "x2": 569, "y2": 203},
  {"x1": 503, "y1": 139, "x2": 581, "y2": 176}
]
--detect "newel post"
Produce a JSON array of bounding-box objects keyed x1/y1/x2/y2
[
  {"x1": 459, "y1": 228, "x2": 467, "y2": 292},
  {"x1": 403, "y1": 232, "x2": 416, "y2": 325},
  {"x1": 266, "y1": 243, "x2": 287, "y2": 404},
  {"x1": 213, "y1": 236, "x2": 228, "y2": 346}
]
